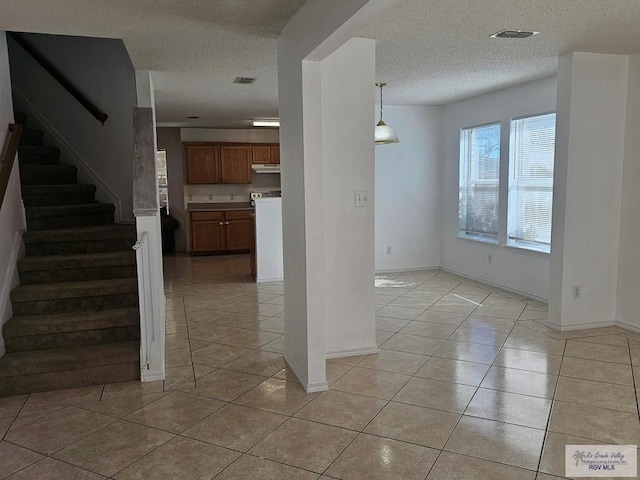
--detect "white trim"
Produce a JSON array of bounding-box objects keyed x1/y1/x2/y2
[
  {"x1": 325, "y1": 345, "x2": 379, "y2": 359},
  {"x1": 12, "y1": 87, "x2": 123, "y2": 222},
  {"x1": 140, "y1": 371, "x2": 166, "y2": 382},
  {"x1": 284, "y1": 351, "x2": 329, "y2": 393},
  {"x1": 546, "y1": 319, "x2": 617, "y2": 331},
  {"x1": 256, "y1": 276, "x2": 284, "y2": 283},
  {"x1": 0, "y1": 230, "x2": 24, "y2": 357},
  {"x1": 616, "y1": 320, "x2": 640, "y2": 334},
  {"x1": 439, "y1": 265, "x2": 548, "y2": 304},
  {"x1": 375, "y1": 266, "x2": 439, "y2": 274}
]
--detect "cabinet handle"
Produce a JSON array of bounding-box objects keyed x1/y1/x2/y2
[
  {"x1": 225, "y1": 221, "x2": 230, "y2": 225},
  {"x1": 219, "y1": 222, "x2": 224, "y2": 225}
]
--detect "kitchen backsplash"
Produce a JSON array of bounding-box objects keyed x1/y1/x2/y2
[{"x1": 184, "y1": 175, "x2": 280, "y2": 203}]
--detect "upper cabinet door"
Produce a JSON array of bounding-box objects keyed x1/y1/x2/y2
[
  {"x1": 220, "y1": 146, "x2": 252, "y2": 184},
  {"x1": 270, "y1": 145, "x2": 280, "y2": 164},
  {"x1": 185, "y1": 145, "x2": 220, "y2": 184},
  {"x1": 251, "y1": 145, "x2": 271, "y2": 164}
]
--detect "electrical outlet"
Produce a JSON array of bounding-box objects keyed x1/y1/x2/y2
[
  {"x1": 573, "y1": 285, "x2": 581, "y2": 299},
  {"x1": 208, "y1": 194, "x2": 213, "y2": 200},
  {"x1": 386, "y1": 246, "x2": 392, "y2": 255},
  {"x1": 488, "y1": 254, "x2": 493, "y2": 265},
  {"x1": 354, "y1": 191, "x2": 370, "y2": 207},
  {"x1": 230, "y1": 194, "x2": 235, "y2": 200}
]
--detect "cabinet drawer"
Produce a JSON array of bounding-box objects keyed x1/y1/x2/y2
[
  {"x1": 191, "y1": 211, "x2": 224, "y2": 221},
  {"x1": 225, "y1": 209, "x2": 253, "y2": 220}
]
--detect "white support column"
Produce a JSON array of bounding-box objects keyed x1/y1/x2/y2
[{"x1": 133, "y1": 70, "x2": 165, "y2": 381}]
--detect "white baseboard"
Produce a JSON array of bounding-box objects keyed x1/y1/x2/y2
[
  {"x1": 326, "y1": 345, "x2": 379, "y2": 359},
  {"x1": 375, "y1": 266, "x2": 440, "y2": 274},
  {"x1": 546, "y1": 319, "x2": 616, "y2": 331},
  {"x1": 141, "y1": 370, "x2": 165, "y2": 382},
  {"x1": 284, "y1": 351, "x2": 329, "y2": 393},
  {"x1": 0, "y1": 231, "x2": 24, "y2": 357},
  {"x1": 616, "y1": 319, "x2": 640, "y2": 334},
  {"x1": 257, "y1": 276, "x2": 284, "y2": 283}
]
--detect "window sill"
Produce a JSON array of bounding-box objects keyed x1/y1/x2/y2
[
  {"x1": 456, "y1": 233, "x2": 499, "y2": 247},
  {"x1": 504, "y1": 242, "x2": 550, "y2": 256}
]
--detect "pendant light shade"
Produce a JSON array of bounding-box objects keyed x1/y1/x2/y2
[{"x1": 375, "y1": 82, "x2": 399, "y2": 145}]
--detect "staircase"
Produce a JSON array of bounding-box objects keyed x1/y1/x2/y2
[{"x1": 0, "y1": 124, "x2": 141, "y2": 397}]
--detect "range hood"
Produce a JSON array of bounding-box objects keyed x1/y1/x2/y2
[{"x1": 251, "y1": 164, "x2": 281, "y2": 174}]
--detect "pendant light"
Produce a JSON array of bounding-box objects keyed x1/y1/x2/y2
[{"x1": 375, "y1": 82, "x2": 399, "y2": 145}]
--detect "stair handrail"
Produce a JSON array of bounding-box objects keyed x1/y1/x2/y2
[
  {"x1": 8, "y1": 32, "x2": 109, "y2": 125},
  {"x1": 0, "y1": 123, "x2": 23, "y2": 209}
]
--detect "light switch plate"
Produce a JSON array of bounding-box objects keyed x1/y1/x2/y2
[{"x1": 354, "y1": 191, "x2": 370, "y2": 207}]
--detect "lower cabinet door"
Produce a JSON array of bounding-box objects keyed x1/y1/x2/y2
[
  {"x1": 191, "y1": 220, "x2": 225, "y2": 253},
  {"x1": 225, "y1": 218, "x2": 252, "y2": 250}
]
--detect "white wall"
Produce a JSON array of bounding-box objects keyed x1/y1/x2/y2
[
  {"x1": 157, "y1": 128, "x2": 186, "y2": 251},
  {"x1": 617, "y1": 54, "x2": 640, "y2": 331},
  {"x1": 441, "y1": 76, "x2": 556, "y2": 300},
  {"x1": 0, "y1": 32, "x2": 25, "y2": 357},
  {"x1": 550, "y1": 53, "x2": 628, "y2": 329},
  {"x1": 8, "y1": 33, "x2": 137, "y2": 222},
  {"x1": 375, "y1": 105, "x2": 442, "y2": 271}
]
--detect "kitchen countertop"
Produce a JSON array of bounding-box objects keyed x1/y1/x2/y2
[{"x1": 187, "y1": 202, "x2": 253, "y2": 211}]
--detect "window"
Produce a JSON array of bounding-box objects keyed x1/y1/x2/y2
[
  {"x1": 508, "y1": 113, "x2": 556, "y2": 251},
  {"x1": 459, "y1": 123, "x2": 501, "y2": 238},
  {"x1": 157, "y1": 149, "x2": 169, "y2": 210}
]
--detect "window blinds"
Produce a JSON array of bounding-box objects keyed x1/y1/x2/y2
[
  {"x1": 459, "y1": 123, "x2": 501, "y2": 236},
  {"x1": 508, "y1": 113, "x2": 556, "y2": 247}
]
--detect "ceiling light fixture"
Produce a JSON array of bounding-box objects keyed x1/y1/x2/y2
[
  {"x1": 489, "y1": 29, "x2": 539, "y2": 39},
  {"x1": 375, "y1": 82, "x2": 399, "y2": 145},
  {"x1": 251, "y1": 118, "x2": 280, "y2": 128}
]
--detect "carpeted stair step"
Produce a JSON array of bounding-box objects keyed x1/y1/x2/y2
[
  {"x1": 18, "y1": 128, "x2": 43, "y2": 147},
  {"x1": 25, "y1": 203, "x2": 114, "y2": 230},
  {"x1": 3, "y1": 308, "x2": 140, "y2": 352},
  {"x1": 0, "y1": 342, "x2": 140, "y2": 397},
  {"x1": 20, "y1": 164, "x2": 77, "y2": 185},
  {"x1": 18, "y1": 251, "x2": 137, "y2": 284},
  {"x1": 18, "y1": 146, "x2": 60, "y2": 165},
  {"x1": 21, "y1": 184, "x2": 96, "y2": 207},
  {"x1": 23, "y1": 224, "x2": 137, "y2": 256},
  {"x1": 11, "y1": 277, "x2": 139, "y2": 316}
]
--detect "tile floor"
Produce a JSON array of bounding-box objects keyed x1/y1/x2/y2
[{"x1": 1, "y1": 253, "x2": 640, "y2": 479}]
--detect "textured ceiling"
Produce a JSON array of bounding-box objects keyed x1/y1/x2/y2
[{"x1": 1, "y1": 1, "x2": 640, "y2": 126}]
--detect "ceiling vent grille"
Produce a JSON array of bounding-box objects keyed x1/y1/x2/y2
[
  {"x1": 490, "y1": 29, "x2": 539, "y2": 39},
  {"x1": 233, "y1": 77, "x2": 257, "y2": 84}
]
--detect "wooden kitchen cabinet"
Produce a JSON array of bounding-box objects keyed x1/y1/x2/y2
[
  {"x1": 251, "y1": 144, "x2": 280, "y2": 165},
  {"x1": 185, "y1": 145, "x2": 220, "y2": 184},
  {"x1": 220, "y1": 146, "x2": 251, "y2": 183},
  {"x1": 190, "y1": 209, "x2": 253, "y2": 254}
]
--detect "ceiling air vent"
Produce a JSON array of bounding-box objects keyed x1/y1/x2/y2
[
  {"x1": 233, "y1": 77, "x2": 257, "y2": 84},
  {"x1": 490, "y1": 29, "x2": 539, "y2": 39}
]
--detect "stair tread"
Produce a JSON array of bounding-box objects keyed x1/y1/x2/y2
[
  {"x1": 4, "y1": 308, "x2": 139, "y2": 338},
  {"x1": 20, "y1": 164, "x2": 77, "y2": 173},
  {"x1": 22, "y1": 184, "x2": 96, "y2": 194},
  {"x1": 12, "y1": 277, "x2": 138, "y2": 302},
  {"x1": 26, "y1": 203, "x2": 115, "y2": 218},
  {"x1": 18, "y1": 251, "x2": 136, "y2": 271},
  {"x1": 0, "y1": 341, "x2": 140, "y2": 378},
  {"x1": 18, "y1": 146, "x2": 60, "y2": 155},
  {"x1": 23, "y1": 224, "x2": 136, "y2": 243}
]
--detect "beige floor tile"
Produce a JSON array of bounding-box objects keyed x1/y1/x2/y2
[
  {"x1": 460, "y1": 316, "x2": 516, "y2": 332},
  {"x1": 164, "y1": 366, "x2": 196, "y2": 391},
  {"x1": 0, "y1": 417, "x2": 12, "y2": 439},
  {"x1": 101, "y1": 380, "x2": 164, "y2": 400},
  {"x1": 428, "y1": 302, "x2": 477, "y2": 315},
  {"x1": 217, "y1": 330, "x2": 282, "y2": 349},
  {"x1": 190, "y1": 342, "x2": 253, "y2": 367},
  {"x1": 0, "y1": 441, "x2": 44, "y2": 479},
  {"x1": 5, "y1": 406, "x2": 115, "y2": 455},
  {"x1": 7, "y1": 405, "x2": 63, "y2": 432},
  {"x1": 394, "y1": 377, "x2": 476, "y2": 413},
  {"x1": 191, "y1": 368, "x2": 266, "y2": 401},
  {"x1": 165, "y1": 347, "x2": 193, "y2": 367},
  {"x1": 166, "y1": 333, "x2": 190, "y2": 350},
  {"x1": 223, "y1": 350, "x2": 286, "y2": 376},
  {"x1": 77, "y1": 392, "x2": 167, "y2": 418},
  {"x1": 575, "y1": 334, "x2": 630, "y2": 347},
  {"x1": 375, "y1": 316, "x2": 411, "y2": 332},
  {"x1": 413, "y1": 310, "x2": 468, "y2": 326},
  {"x1": 6, "y1": 457, "x2": 106, "y2": 480},
  {"x1": 560, "y1": 356, "x2": 634, "y2": 386},
  {"x1": 192, "y1": 364, "x2": 216, "y2": 380},
  {"x1": 165, "y1": 320, "x2": 187, "y2": 334},
  {"x1": 327, "y1": 354, "x2": 369, "y2": 366},
  {"x1": 415, "y1": 357, "x2": 490, "y2": 386},
  {"x1": 125, "y1": 391, "x2": 225, "y2": 433},
  {"x1": 448, "y1": 326, "x2": 509, "y2": 346},
  {"x1": 294, "y1": 390, "x2": 386, "y2": 431},
  {"x1": 539, "y1": 431, "x2": 608, "y2": 478},
  {"x1": 465, "y1": 388, "x2": 552, "y2": 429},
  {"x1": 474, "y1": 303, "x2": 525, "y2": 319},
  {"x1": 325, "y1": 433, "x2": 438, "y2": 480},
  {"x1": 433, "y1": 340, "x2": 500, "y2": 364},
  {"x1": 114, "y1": 436, "x2": 239, "y2": 480},
  {"x1": 398, "y1": 321, "x2": 457, "y2": 339},
  {"x1": 444, "y1": 416, "x2": 545, "y2": 470},
  {"x1": 564, "y1": 341, "x2": 630, "y2": 364},
  {"x1": 426, "y1": 451, "x2": 537, "y2": 479},
  {"x1": 481, "y1": 366, "x2": 558, "y2": 398},
  {"x1": 380, "y1": 333, "x2": 444, "y2": 356},
  {"x1": 517, "y1": 320, "x2": 557, "y2": 335},
  {"x1": 358, "y1": 349, "x2": 428, "y2": 375},
  {"x1": 632, "y1": 348, "x2": 640, "y2": 365},
  {"x1": 234, "y1": 378, "x2": 318, "y2": 415},
  {"x1": 188, "y1": 324, "x2": 244, "y2": 343},
  {"x1": 189, "y1": 339, "x2": 209, "y2": 351},
  {"x1": 257, "y1": 317, "x2": 284, "y2": 334},
  {"x1": 549, "y1": 400, "x2": 640, "y2": 444},
  {"x1": 23, "y1": 385, "x2": 104, "y2": 409},
  {"x1": 331, "y1": 367, "x2": 410, "y2": 400},
  {"x1": 554, "y1": 376, "x2": 637, "y2": 413},
  {"x1": 376, "y1": 330, "x2": 394, "y2": 346},
  {"x1": 388, "y1": 296, "x2": 437, "y2": 309},
  {"x1": 182, "y1": 404, "x2": 286, "y2": 451},
  {"x1": 535, "y1": 474, "x2": 566, "y2": 480},
  {"x1": 376, "y1": 305, "x2": 426, "y2": 320},
  {"x1": 326, "y1": 361, "x2": 354, "y2": 385},
  {"x1": 215, "y1": 454, "x2": 318, "y2": 480},
  {"x1": 0, "y1": 396, "x2": 27, "y2": 419},
  {"x1": 518, "y1": 306, "x2": 549, "y2": 321},
  {"x1": 364, "y1": 401, "x2": 460, "y2": 449},
  {"x1": 493, "y1": 348, "x2": 562, "y2": 374},
  {"x1": 259, "y1": 335, "x2": 286, "y2": 353},
  {"x1": 272, "y1": 366, "x2": 301, "y2": 383},
  {"x1": 53, "y1": 420, "x2": 174, "y2": 477},
  {"x1": 503, "y1": 334, "x2": 566, "y2": 355},
  {"x1": 248, "y1": 418, "x2": 357, "y2": 473}
]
